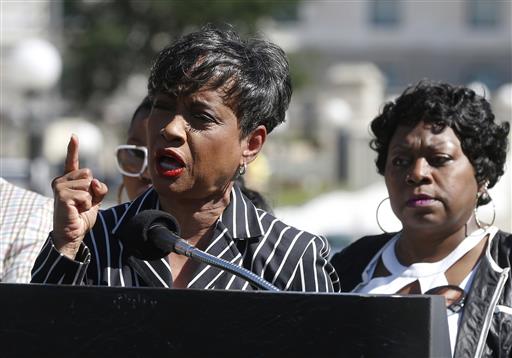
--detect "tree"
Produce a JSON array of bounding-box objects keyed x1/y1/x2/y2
[{"x1": 61, "y1": 0, "x2": 300, "y2": 116}]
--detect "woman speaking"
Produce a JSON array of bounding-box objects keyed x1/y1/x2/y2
[
  {"x1": 32, "y1": 25, "x2": 339, "y2": 293},
  {"x1": 331, "y1": 80, "x2": 511, "y2": 357}
]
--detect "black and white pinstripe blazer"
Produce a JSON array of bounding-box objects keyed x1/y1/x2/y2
[{"x1": 32, "y1": 185, "x2": 340, "y2": 292}]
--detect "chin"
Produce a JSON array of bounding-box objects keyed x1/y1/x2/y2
[
  {"x1": 403, "y1": 218, "x2": 446, "y2": 233},
  {"x1": 153, "y1": 181, "x2": 183, "y2": 195},
  {"x1": 402, "y1": 211, "x2": 439, "y2": 226}
]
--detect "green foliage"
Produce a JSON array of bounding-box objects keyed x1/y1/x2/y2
[{"x1": 61, "y1": 0, "x2": 300, "y2": 114}]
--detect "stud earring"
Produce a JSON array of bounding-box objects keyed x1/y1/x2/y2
[{"x1": 238, "y1": 162, "x2": 247, "y2": 176}]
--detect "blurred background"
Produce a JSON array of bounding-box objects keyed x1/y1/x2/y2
[{"x1": 1, "y1": 0, "x2": 511, "y2": 252}]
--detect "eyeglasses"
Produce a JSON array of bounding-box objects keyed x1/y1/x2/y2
[
  {"x1": 425, "y1": 285, "x2": 466, "y2": 315},
  {"x1": 115, "y1": 145, "x2": 148, "y2": 177}
]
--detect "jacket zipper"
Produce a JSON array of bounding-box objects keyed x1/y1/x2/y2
[{"x1": 474, "y1": 267, "x2": 510, "y2": 358}]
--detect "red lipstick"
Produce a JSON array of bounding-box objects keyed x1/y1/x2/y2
[{"x1": 155, "y1": 149, "x2": 185, "y2": 178}]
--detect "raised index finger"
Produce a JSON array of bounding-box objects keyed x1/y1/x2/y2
[{"x1": 64, "y1": 134, "x2": 80, "y2": 174}]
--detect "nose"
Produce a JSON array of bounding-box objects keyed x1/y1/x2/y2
[
  {"x1": 160, "y1": 114, "x2": 187, "y2": 145},
  {"x1": 406, "y1": 158, "x2": 432, "y2": 185}
]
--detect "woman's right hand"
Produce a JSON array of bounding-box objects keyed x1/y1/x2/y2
[{"x1": 51, "y1": 135, "x2": 108, "y2": 259}]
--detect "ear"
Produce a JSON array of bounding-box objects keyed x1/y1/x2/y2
[{"x1": 241, "y1": 125, "x2": 267, "y2": 165}]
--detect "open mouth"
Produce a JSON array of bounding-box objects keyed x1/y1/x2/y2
[{"x1": 155, "y1": 150, "x2": 185, "y2": 178}]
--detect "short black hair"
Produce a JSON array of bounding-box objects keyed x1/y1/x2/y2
[
  {"x1": 129, "y1": 95, "x2": 152, "y2": 132},
  {"x1": 370, "y1": 80, "x2": 509, "y2": 205},
  {"x1": 148, "y1": 24, "x2": 292, "y2": 137}
]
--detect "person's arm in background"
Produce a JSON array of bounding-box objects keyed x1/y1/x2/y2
[{"x1": 0, "y1": 183, "x2": 53, "y2": 283}]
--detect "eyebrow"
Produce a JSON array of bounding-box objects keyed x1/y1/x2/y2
[
  {"x1": 389, "y1": 141, "x2": 455, "y2": 152},
  {"x1": 189, "y1": 97, "x2": 221, "y2": 117},
  {"x1": 152, "y1": 97, "x2": 176, "y2": 111},
  {"x1": 189, "y1": 98, "x2": 210, "y2": 109}
]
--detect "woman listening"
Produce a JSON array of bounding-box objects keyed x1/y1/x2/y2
[
  {"x1": 32, "y1": 25, "x2": 339, "y2": 292},
  {"x1": 115, "y1": 96, "x2": 152, "y2": 203},
  {"x1": 331, "y1": 80, "x2": 511, "y2": 357}
]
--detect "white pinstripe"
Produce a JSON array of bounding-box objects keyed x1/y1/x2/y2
[
  {"x1": 31, "y1": 239, "x2": 52, "y2": 279},
  {"x1": 318, "y1": 237, "x2": 330, "y2": 291},
  {"x1": 118, "y1": 241, "x2": 125, "y2": 287},
  {"x1": 188, "y1": 234, "x2": 233, "y2": 288},
  {"x1": 112, "y1": 189, "x2": 153, "y2": 234},
  {"x1": 299, "y1": 259, "x2": 306, "y2": 292},
  {"x1": 89, "y1": 229, "x2": 102, "y2": 284},
  {"x1": 231, "y1": 187, "x2": 237, "y2": 237},
  {"x1": 226, "y1": 240, "x2": 249, "y2": 290},
  {"x1": 250, "y1": 218, "x2": 279, "y2": 272},
  {"x1": 142, "y1": 260, "x2": 169, "y2": 288},
  {"x1": 240, "y1": 189, "x2": 251, "y2": 237},
  {"x1": 42, "y1": 255, "x2": 61, "y2": 284},
  {"x1": 260, "y1": 226, "x2": 290, "y2": 277},
  {"x1": 310, "y1": 240, "x2": 319, "y2": 292},
  {"x1": 284, "y1": 258, "x2": 301, "y2": 291},
  {"x1": 99, "y1": 213, "x2": 111, "y2": 286},
  {"x1": 204, "y1": 227, "x2": 229, "y2": 253},
  {"x1": 71, "y1": 263, "x2": 83, "y2": 285},
  {"x1": 204, "y1": 253, "x2": 242, "y2": 289},
  {"x1": 271, "y1": 231, "x2": 304, "y2": 284}
]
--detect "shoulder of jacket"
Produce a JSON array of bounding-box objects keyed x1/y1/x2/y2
[
  {"x1": 338, "y1": 233, "x2": 395, "y2": 254},
  {"x1": 256, "y1": 211, "x2": 329, "y2": 256},
  {"x1": 330, "y1": 233, "x2": 395, "y2": 270},
  {"x1": 491, "y1": 230, "x2": 512, "y2": 254},
  {"x1": 258, "y1": 210, "x2": 315, "y2": 236}
]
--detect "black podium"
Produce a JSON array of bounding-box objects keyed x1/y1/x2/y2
[{"x1": 0, "y1": 283, "x2": 450, "y2": 357}]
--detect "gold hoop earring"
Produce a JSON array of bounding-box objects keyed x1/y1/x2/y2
[
  {"x1": 238, "y1": 162, "x2": 247, "y2": 176},
  {"x1": 474, "y1": 191, "x2": 496, "y2": 229},
  {"x1": 376, "y1": 197, "x2": 390, "y2": 233}
]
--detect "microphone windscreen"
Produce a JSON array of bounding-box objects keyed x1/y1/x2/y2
[{"x1": 117, "y1": 209, "x2": 181, "y2": 260}]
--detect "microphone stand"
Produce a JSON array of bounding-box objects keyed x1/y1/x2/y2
[{"x1": 151, "y1": 226, "x2": 279, "y2": 291}]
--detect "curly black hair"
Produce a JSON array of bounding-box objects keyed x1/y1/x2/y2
[
  {"x1": 148, "y1": 24, "x2": 292, "y2": 138},
  {"x1": 370, "y1": 80, "x2": 509, "y2": 206}
]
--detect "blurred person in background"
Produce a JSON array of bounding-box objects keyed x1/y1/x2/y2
[
  {"x1": 115, "y1": 96, "x2": 152, "y2": 203},
  {"x1": 330, "y1": 80, "x2": 511, "y2": 357},
  {"x1": 32, "y1": 24, "x2": 339, "y2": 292},
  {"x1": 0, "y1": 177, "x2": 53, "y2": 283}
]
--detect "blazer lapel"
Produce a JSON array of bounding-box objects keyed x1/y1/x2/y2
[
  {"x1": 187, "y1": 221, "x2": 243, "y2": 289},
  {"x1": 112, "y1": 185, "x2": 265, "y2": 290},
  {"x1": 127, "y1": 255, "x2": 173, "y2": 288},
  {"x1": 113, "y1": 188, "x2": 173, "y2": 288},
  {"x1": 188, "y1": 185, "x2": 264, "y2": 290}
]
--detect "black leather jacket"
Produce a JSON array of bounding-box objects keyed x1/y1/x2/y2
[{"x1": 331, "y1": 230, "x2": 512, "y2": 358}]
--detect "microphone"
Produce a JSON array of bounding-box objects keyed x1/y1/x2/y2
[
  {"x1": 119, "y1": 209, "x2": 180, "y2": 260},
  {"x1": 120, "y1": 210, "x2": 279, "y2": 291}
]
